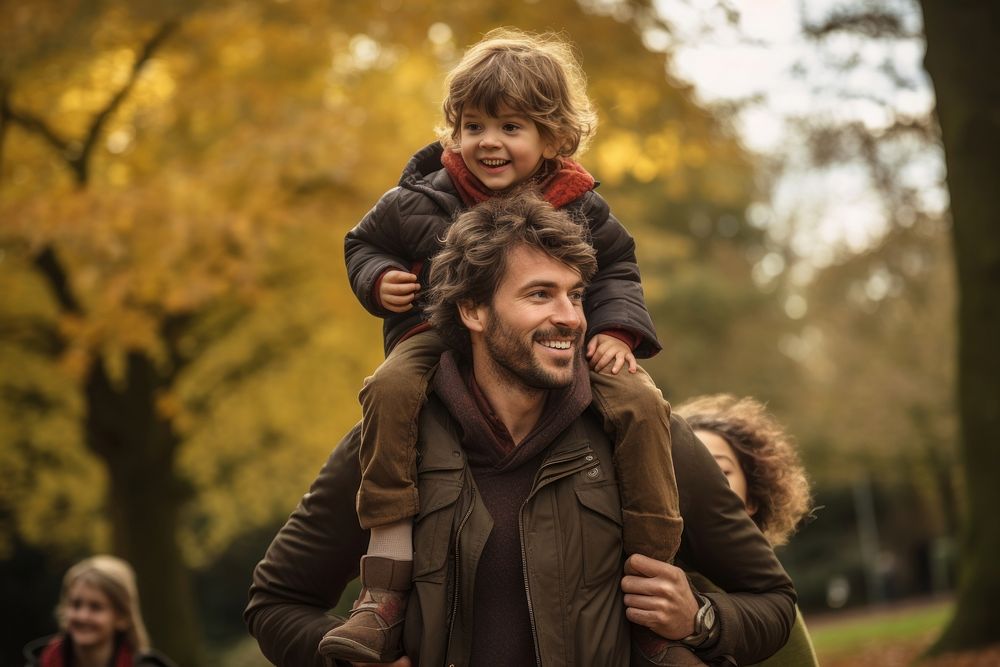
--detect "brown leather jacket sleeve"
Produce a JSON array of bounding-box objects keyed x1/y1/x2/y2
[
  {"x1": 670, "y1": 414, "x2": 797, "y2": 665},
  {"x1": 244, "y1": 423, "x2": 368, "y2": 667}
]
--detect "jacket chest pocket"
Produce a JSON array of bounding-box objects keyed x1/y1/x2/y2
[
  {"x1": 575, "y1": 482, "x2": 625, "y2": 586},
  {"x1": 412, "y1": 477, "x2": 463, "y2": 581}
]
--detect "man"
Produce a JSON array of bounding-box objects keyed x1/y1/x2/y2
[{"x1": 245, "y1": 193, "x2": 796, "y2": 666}]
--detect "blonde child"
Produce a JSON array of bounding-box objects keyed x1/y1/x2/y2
[
  {"x1": 326, "y1": 28, "x2": 682, "y2": 662},
  {"x1": 23, "y1": 555, "x2": 175, "y2": 667},
  {"x1": 676, "y1": 394, "x2": 818, "y2": 667}
]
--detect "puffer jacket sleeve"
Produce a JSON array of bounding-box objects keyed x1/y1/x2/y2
[
  {"x1": 345, "y1": 188, "x2": 412, "y2": 317},
  {"x1": 672, "y1": 415, "x2": 797, "y2": 665},
  {"x1": 577, "y1": 192, "x2": 662, "y2": 358},
  {"x1": 244, "y1": 424, "x2": 368, "y2": 667}
]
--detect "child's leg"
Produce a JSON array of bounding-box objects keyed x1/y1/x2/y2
[
  {"x1": 356, "y1": 329, "x2": 449, "y2": 532},
  {"x1": 589, "y1": 366, "x2": 683, "y2": 564},
  {"x1": 319, "y1": 329, "x2": 447, "y2": 663}
]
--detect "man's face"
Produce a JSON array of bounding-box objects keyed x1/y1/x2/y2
[{"x1": 472, "y1": 244, "x2": 587, "y2": 391}]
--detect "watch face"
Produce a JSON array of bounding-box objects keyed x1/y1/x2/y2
[{"x1": 703, "y1": 602, "x2": 717, "y2": 629}]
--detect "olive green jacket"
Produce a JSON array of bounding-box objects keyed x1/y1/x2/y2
[
  {"x1": 245, "y1": 403, "x2": 796, "y2": 666},
  {"x1": 689, "y1": 575, "x2": 818, "y2": 667}
]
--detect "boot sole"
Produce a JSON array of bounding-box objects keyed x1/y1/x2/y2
[{"x1": 318, "y1": 636, "x2": 403, "y2": 664}]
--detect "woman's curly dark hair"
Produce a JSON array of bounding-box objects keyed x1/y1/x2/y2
[{"x1": 676, "y1": 394, "x2": 813, "y2": 546}]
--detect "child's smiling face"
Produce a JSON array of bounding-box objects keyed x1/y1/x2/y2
[
  {"x1": 458, "y1": 105, "x2": 557, "y2": 191},
  {"x1": 65, "y1": 581, "x2": 126, "y2": 651}
]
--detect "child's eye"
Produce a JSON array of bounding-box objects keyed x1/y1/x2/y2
[
  {"x1": 502, "y1": 123, "x2": 520, "y2": 132},
  {"x1": 463, "y1": 122, "x2": 482, "y2": 133}
]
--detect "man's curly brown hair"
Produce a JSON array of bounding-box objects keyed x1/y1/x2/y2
[
  {"x1": 676, "y1": 394, "x2": 813, "y2": 546},
  {"x1": 426, "y1": 189, "x2": 596, "y2": 358}
]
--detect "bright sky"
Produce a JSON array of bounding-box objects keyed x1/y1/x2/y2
[{"x1": 652, "y1": 0, "x2": 944, "y2": 276}]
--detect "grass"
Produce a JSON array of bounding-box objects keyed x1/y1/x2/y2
[{"x1": 809, "y1": 597, "x2": 953, "y2": 663}]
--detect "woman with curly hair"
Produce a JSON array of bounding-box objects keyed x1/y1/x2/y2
[{"x1": 676, "y1": 394, "x2": 818, "y2": 667}]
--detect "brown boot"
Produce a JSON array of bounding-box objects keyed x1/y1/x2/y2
[{"x1": 318, "y1": 556, "x2": 412, "y2": 663}]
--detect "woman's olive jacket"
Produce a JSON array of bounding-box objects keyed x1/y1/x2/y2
[
  {"x1": 245, "y1": 403, "x2": 796, "y2": 666},
  {"x1": 344, "y1": 143, "x2": 662, "y2": 358}
]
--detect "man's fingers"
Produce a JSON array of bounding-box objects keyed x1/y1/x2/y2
[{"x1": 626, "y1": 553, "x2": 673, "y2": 578}]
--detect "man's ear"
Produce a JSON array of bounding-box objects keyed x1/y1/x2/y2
[{"x1": 458, "y1": 300, "x2": 487, "y2": 333}]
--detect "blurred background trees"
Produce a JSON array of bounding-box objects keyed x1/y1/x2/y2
[{"x1": 0, "y1": 0, "x2": 992, "y2": 663}]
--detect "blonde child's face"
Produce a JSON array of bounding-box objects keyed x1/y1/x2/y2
[
  {"x1": 458, "y1": 105, "x2": 557, "y2": 192},
  {"x1": 64, "y1": 581, "x2": 127, "y2": 651}
]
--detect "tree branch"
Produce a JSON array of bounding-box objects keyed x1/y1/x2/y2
[
  {"x1": 33, "y1": 246, "x2": 82, "y2": 315},
  {"x1": 2, "y1": 87, "x2": 73, "y2": 157},
  {"x1": 804, "y1": 10, "x2": 919, "y2": 40},
  {"x1": 0, "y1": 316, "x2": 65, "y2": 356},
  {"x1": 73, "y1": 19, "x2": 180, "y2": 185},
  {"x1": 3, "y1": 19, "x2": 179, "y2": 186}
]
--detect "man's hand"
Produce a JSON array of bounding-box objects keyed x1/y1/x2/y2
[
  {"x1": 586, "y1": 333, "x2": 638, "y2": 375},
  {"x1": 379, "y1": 270, "x2": 421, "y2": 313},
  {"x1": 621, "y1": 554, "x2": 700, "y2": 640}
]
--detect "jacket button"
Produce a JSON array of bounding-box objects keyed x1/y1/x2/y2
[
  {"x1": 587, "y1": 467, "x2": 600, "y2": 479},
  {"x1": 585, "y1": 455, "x2": 594, "y2": 462},
  {"x1": 452, "y1": 451, "x2": 461, "y2": 458}
]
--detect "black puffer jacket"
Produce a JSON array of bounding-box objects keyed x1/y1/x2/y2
[{"x1": 344, "y1": 143, "x2": 662, "y2": 357}]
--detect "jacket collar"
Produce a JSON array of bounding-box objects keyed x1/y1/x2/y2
[{"x1": 431, "y1": 350, "x2": 592, "y2": 471}]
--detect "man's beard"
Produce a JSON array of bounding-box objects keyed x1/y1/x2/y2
[{"x1": 482, "y1": 309, "x2": 581, "y2": 392}]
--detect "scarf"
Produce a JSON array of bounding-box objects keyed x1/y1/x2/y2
[
  {"x1": 39, "y1": 634, "x2": 135, "y2": 667},
  {"x1": 441, "y1": 148, "x2": 596, "y2": 210},
  {"x1": 432, "y1": 349, "x2": 592, "y2": 470}
]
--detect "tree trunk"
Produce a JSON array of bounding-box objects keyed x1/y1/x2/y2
[
  {"x1": 85, "y1": 353, "x2": 206, "y2": 666},
  {"x1": 919, "y1": 0, "x2": 1000, "y2": 653}
]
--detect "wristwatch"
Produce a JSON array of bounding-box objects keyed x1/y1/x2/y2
[{"x1": 679, "y1": 593, "x2": 719, "y2": 648}]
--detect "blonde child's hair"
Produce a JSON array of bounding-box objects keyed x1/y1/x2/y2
[
  {"x1": 676, "y1": 395, "x2": 813, "y2": 547},
  {"x1": 56, "y1": 555, "x2": 151, "y2": 652},
  {"x1": 438, "y1": 27, "x2": 598, "y2": 158}
]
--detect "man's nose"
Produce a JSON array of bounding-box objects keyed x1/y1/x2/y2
[{"x1": 551, "y1": 295, "x2": 583, "y2": 328}]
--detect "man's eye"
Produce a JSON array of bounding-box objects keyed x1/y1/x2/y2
[{"x1": 570, "y1": 291, "x2": 584, "y2": 301}]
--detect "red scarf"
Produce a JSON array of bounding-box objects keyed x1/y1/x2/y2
[
  {"x1": 40, "y1": 634, "x2": 135, "y2": 667},
  {"x1": 441, "y1": 148, "x2": 596, "y2": 209}
]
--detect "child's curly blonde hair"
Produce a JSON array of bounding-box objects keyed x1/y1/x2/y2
[
  {"x1": 438, "y1": 28, "x2": 598, "y2": 158},
  {"x1": 676, "y1": 394, "x2": 813, "y2": 546}
]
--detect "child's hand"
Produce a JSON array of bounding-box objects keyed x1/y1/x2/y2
[
  {"x1": 586, "y1": 333, "x2": 637, "y2": 375},
  {"x1": 379, "y1": 270, "x2": 421, "y2": 313}
]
